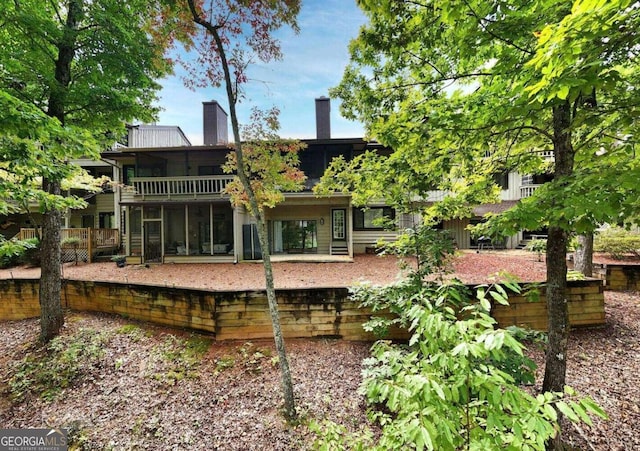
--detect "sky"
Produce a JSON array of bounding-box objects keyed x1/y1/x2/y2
[{"x1": 155, "y1": 0, "x2": 368, "y2": 145}]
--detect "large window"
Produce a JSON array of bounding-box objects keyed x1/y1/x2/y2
[
  {"x1": 492, "y1": 171, "x2": 509, "y2": 190},
  {"x1": 272, "y1": 220, "x2": 318, "y2": 254},
  {"x1": 353, "y1": 207, "x2": 395, "y2": 231}
]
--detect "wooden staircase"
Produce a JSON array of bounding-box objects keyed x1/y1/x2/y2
[{"x1": 330, "y1": 242, "x2": 349, "y2": 256}]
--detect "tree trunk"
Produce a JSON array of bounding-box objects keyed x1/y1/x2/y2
[
  {"x1": 573, "y1": 233, "x2": 593, "y2": 277},
  {"x1": 39, "y1": 183, "x2": 64, "y2": 342},
  {"x1": 39, "y1": 0, "x2": 83, "y2": 342},
  {"x1": 544, "y1": 101, "x2": 575, "y2": 450},
  {"x1": 254, "y1": 220, "x2": 297, "y2": 420},
  {"x1": 186, "y1": 2, "x2": 297, "y2": 420},
  {"x1": 542, "y1": 226, "x2": 569, "y2": 394}
]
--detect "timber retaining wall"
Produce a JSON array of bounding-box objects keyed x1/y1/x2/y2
[
  {"x1": 0, "y1": 279, "x2": 605, "y2": 339},
  {"x1": 593, "y1": 263, "x2": 640, "y2": 291}
]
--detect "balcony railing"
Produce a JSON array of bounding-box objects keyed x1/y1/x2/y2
[
  {"x1": 520, "y1": 184, "x2": 542, "y2": 198},
  {"x1": 131, "y1": 175, "x2": 235, "y2": 198}
]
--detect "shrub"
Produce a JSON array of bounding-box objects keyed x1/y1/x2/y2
[
  {"x1": 0, "y1": 237, "x2": 39, "y2": 268},
  {"x1": 312, "y1": 280, "x2": 606, "y2": 450},
  {"x1": 525, "y1": 238, "x2": 547, "y2": 261},
  {"x1": 594, "y1": 227, "x2": 640, "y2": 259},
  {"x1": 313, "y1": 230, "x2": 605, "y2": 450}
]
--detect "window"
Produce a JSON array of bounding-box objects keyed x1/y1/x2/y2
[
  {"x1": 198, "y1": 165, "x2": 225, "y2": 176},
  {"x1": 123, "y1": 165, "x2": 135, "y2": 185},
  {"x1": 272, "y1": 220, "x2": 318, "y2": 254},
  {"x1": 492, "y1": 171, "x2": 509, "y2": 190},
  {"x1": 353, "y1": 207, "x2": 395, "y2": 230}
]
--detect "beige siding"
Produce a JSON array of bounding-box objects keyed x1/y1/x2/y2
[
  {"x1": 500, "y1": 172, "x2": 523, "y2": 201},
  {"x1": 352, "y1": 230, "x2": 399, "y2": 254},
  {"x1": 444, "y1": 218, "x2": 471, "y2": 249},
  {"x1": 96, "y1": 193, "x2": 114, "y2": 213}
]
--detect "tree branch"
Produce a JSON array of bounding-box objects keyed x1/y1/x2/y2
[{"x1": 462, "y1": 0, "x2": 534, "y2": 55}]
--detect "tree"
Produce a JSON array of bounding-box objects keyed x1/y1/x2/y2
[
  {"x1": 167, "y1": 0, "x2": 303, "y2": 420},
  {"x1": 324, "y1": 1, "x2": 639, "y2": 446},
  {"x1": 1, "y1": 0, "x2": 174, "y2": 341},
  {"x1": 574, "y1": 233, "x2": 594, "y2": 277}
]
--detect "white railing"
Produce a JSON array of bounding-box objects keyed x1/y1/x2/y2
[
  {"x1": 520, "y1": 184, "x2": 542, "y2": 198},
  {"x1": 131, "y1": 175, "x2": 235, "y2": 198}
]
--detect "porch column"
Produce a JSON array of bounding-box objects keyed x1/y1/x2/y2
[{"x1": 209, "y1": 204, "x2": 214, "y2": 255}]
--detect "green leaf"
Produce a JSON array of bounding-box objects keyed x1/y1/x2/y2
[{"x1": 556, "y1": 401, "x2": 580, "y2": 423}]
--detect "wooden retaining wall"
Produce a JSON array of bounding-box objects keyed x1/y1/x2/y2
[
  {"x1": 491, "y1": 280, "x2": 605, "y2": 330},
  {"x1": 0, "y1": 279, "x2": 605, "y2": 339},
  {"x1": 593, "y1": 263, "x2": 640, "y2": 291}
]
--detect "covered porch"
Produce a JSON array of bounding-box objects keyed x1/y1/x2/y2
[{"x1": 123, "y1": 201, "x2": 236, "y2": 264}]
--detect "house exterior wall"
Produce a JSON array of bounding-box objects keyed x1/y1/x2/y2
[{"x1": 127, "y1": 125, "x2": 191, "y2": 148}]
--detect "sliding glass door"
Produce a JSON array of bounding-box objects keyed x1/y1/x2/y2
[{"x1": 272, "y1": 220, "x2": 318, "y2": 254}]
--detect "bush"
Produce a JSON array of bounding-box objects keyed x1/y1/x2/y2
[
  {"x1": 312, "y1": 281, "x2": 607, "y2": 450},
  {"x1": 594, "y1": 227, "x2": 640, "y2": 259},
  {"x1": 312, "y1": 230, "x2": 605, "y2": 450},
  {"x1": 525, "y1": 238, "x2": 547, "y2": 262},
  {"x1": 0, "y1": 237, "x2": 39, "y2": 268}
]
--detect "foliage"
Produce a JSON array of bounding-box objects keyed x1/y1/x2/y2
[
  {"x1": 314, "y1": 279, "x2": 606, "y2": 450},
  {"x1": 378, "y1": 224, "x2": 456, "y2": 281},
  {"x1": 8, "y1": 328, "x2": 107, "y2": 402},
  {"x1": 215, "y1": 341, "x2": 274, "y2": 375},
  {"x1": 0, "y1": 0, "x2": 173, "y2": 211},
  {"x1": 0, "y1": 237, "x2": 38, "y2": 268},
  {"x1": 147, "y1": 334, "x2": 212, "y2": 385},
  {"x1": 222, "y1": 107, "x2": 306, "y2": 213},
  {"x1": 328, "y1": 0, "x2": 640, "y2": 234},
  {"x1": 594, "y1": 226, "x2": 640, "y2": 259},
  {"x1": 566, "y1": 270, "x2": 586, "y2": 281},
  {"x1": 525, "y1": 239, "x2": 547, "y2": 262}
]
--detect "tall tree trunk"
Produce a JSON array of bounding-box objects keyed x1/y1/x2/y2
[
  {"x1": 187, "y1": 1, "x2": 297, "y2": 420},
  {"x1": 39, "y1": 183, "x2": 64, "y2": 342},
  {"x1": 543, "y1": 225, "x2": 569, "y2": 394},
  {"x1": 254, "y1": 220, "x2": 296, "y2": 420},
  {"x1": 39, "y1": 0, "x2": 83, "y2": 342},
  {"x1": 574, "y1": 233, "x2": 593, "y2": 277},
  {"x1": 544, "y1": 101, "x2": 575, "y2": 450}
]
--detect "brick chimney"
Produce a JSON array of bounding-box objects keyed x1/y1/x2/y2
[
  {"x1": 315, "y1": 96, "x2": 331, "y2": 139},
  {"x1": 203, "y1": 100, "x2": 229, "y2": 145}
]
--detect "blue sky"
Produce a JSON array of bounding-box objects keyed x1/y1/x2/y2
[{"x1": 155, "y1": 0, "x2": 368, "y2": 145}]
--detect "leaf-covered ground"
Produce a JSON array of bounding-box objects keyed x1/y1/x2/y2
[{"x1": 1, "y1": 252, "x2": 638, "y2": 449}]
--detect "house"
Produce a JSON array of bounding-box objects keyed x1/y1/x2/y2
[
  {"x1": 98, "y1": 97, "x2": 548, "y2": 264},
  {"x1": 4, "y1": 97, "x2": 547, "y2": 262}
]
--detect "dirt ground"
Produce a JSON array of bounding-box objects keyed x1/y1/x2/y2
[
  {"x1": 0, "y1": 250, "x2": 551, "y2": 288},
  {"x1": 1, "y1": 251, "x2": 639, "y2": 449}
]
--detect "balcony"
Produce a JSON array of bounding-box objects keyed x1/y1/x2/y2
[
  {"x1": 127, "y1": 175, "x2": 235, "y2": 200},
  {"x1": 520, "y1": 184, "x2": 542, "y2": 198}
]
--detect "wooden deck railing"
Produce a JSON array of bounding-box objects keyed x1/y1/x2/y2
[
  {"x1": 19, "y1": 228, "x2": 120, "y2": 263},
  {"x1": 519, "y1": 184, "x2": 542, "y2": 198},
  {"x1": 131, "y1": 175, "x2": 234, "y2": 198}
]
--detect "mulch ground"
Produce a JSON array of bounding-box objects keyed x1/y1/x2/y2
[{"x1": 1, "y1": 251, "x2": 639, "y2": 449}]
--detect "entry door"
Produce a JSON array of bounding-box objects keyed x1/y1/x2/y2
[
  {"x1": 143, "y1": 221, "x2": 162, "y2": 263},
  {"x1": 332, "y1": 209, "x2": 346, "y2": 241}
]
